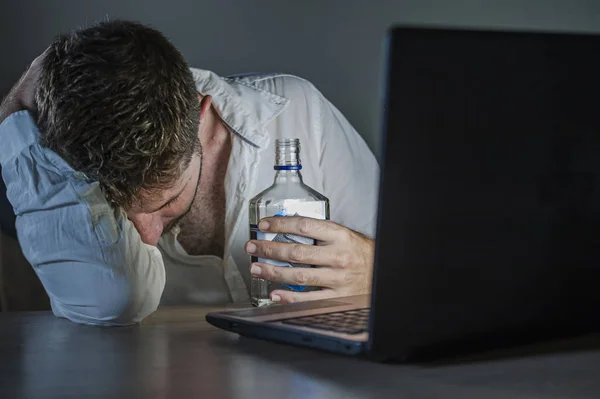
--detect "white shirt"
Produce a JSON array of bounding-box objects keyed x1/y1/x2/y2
[
  {"x1": 0, "y1": 69, "x2": 379, "y2": 326},
  {"x1": 159, "y1": 69, "x2": 380, "y2": 306}
]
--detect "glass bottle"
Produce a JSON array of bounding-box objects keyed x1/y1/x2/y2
[{"x1": 249, "y1": 138, "x2": 330, "y2": 307}]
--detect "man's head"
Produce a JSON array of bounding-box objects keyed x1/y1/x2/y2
[{"x1": 36, "y1": 20, "x2": 204, "y2": 245}]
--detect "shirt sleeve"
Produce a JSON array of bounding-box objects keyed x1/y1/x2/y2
[
  {"x1": 0, "y1": 111, "x2": 165, "y2": 326},
  {"x1": 314, "y1": 89, "x2": 381, "y2": 238}
]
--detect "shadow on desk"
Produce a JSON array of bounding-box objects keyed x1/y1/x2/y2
[
  {"x1": 209, "y1": 324, "x2": 600, "y2": 365},
  {"x1": 422, "y1": 332, "x2": 600, "y2": 366}
]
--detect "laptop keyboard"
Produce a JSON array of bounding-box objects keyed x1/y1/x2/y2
[{"x1": 281, "y1": 308, "x2": 370, "y2": 335}]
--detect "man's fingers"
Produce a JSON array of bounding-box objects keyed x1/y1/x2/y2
[
  {"x1": 258, "y1": 216, "x2": 347, "y2": 242},
  {"x1": 30, "y1": 47, "x2": 51, "y2": 68},
  {"x1": 19, "y1": 48, "x2": 49, "y2": 86},
  {"x1": 250, "y1": 262, "x2": 342, "y2": 288},
  {"x1": 270, "y1": 288, "x2": 336, "y2": 304},
  {"x1": 27, "y1": 50, "x2": 49, "y2": 75},
  {"x1": 4, "y1": 47, "x2": 51, "y2": 117},
  {"x1": 246, "y1": 239, "x2": 347, "y2": 268}
]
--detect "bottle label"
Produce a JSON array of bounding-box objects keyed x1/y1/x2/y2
[{"x1": 250, "y1": 201, "x2": 326, "y2": 292}]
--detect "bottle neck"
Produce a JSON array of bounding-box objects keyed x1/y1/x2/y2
[
  {"x1": 274, "y1": 138, "x2": 302, "y2": 184},
  {"x1": 273, "y1": 167, "x2": 303, "y2": 184}
]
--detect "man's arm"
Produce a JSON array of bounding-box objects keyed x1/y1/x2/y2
[
  {"x1": 0, "y1": 53, "x2": 165, "y2": 325},
  {"x1": 0, "y1": 112, "x2": 165, "y2": 325}
]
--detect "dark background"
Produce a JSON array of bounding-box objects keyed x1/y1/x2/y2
[{"x1": 2, "y1": 0, "x2": 600, "y2": 156}]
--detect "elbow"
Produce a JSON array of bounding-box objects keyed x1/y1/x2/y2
[{"x1": 51, "y1": 271, "x2": 165, "y2": 327}]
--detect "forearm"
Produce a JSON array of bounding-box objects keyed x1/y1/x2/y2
[
  {"x1": 25, "y1": 208, "x2": 166, "y2": 326},
  {"x1": 44, "y1": 245, "x2": 165, "y2": 327}
]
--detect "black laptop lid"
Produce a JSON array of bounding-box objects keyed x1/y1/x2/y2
[{"x1": 370, "y1": 26, "x2": 600, "y2": 360}]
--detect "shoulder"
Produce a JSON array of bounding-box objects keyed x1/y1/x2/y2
[{"x1": 225, "y1": 73, "x2": 324, "y2": 104}]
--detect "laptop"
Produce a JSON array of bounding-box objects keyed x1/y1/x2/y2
[{"x1": 206, "y1": 25, "x2": 600, "y2": 362}]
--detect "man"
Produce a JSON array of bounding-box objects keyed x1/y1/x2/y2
[{"x1": 0, "y1": 20, "x2": 379, "y2": 326}]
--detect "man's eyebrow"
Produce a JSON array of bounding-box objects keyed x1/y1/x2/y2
[{"x1": 149, "y1": 180, "x2": 189, "y2": 213}]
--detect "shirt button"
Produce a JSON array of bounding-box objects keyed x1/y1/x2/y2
[
  {"x1": 239, "y1": 182, "x2": 247, "y2": 191},
  {"x1": 73, "y1": 172, "x2": 85, "y2": 180}
]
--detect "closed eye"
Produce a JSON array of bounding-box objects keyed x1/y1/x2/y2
[{"x1": 162, "y1": 195, "x2": 180, "y2": 209}]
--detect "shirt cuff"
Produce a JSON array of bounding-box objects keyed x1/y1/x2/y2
[{"x1": 0, "y1": 110, "x2": 41, "y2": 165}]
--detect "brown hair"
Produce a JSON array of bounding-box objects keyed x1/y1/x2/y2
[{"x1": 36, "y1": 20, "x2": 200, "y2": 209}]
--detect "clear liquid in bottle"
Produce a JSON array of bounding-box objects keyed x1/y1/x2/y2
[{"x1": 249, "y1": 138, "x2": 330, "y2": 307}]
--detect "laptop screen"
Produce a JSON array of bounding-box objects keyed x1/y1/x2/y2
[{"x1": 370, "y1": 26, "x2": 600, "y2": 356}]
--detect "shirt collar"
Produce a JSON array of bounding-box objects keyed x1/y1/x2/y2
[{"x1": 190, "y1": 68, "x2": 289, "y2": 149}]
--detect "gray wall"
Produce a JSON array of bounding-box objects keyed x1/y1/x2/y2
[{"x1": 1, "y1": 0, "x2": 600, "y2": 157}]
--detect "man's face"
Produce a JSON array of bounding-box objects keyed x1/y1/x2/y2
[{"x1": 127, "y1": 154, "x2": 202, "y2": 246}]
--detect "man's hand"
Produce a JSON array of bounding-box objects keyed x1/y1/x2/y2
[
  {"x1": 0, "y1": 49, "x2": 48, "y2": 123},
  {"x1": 245, "y1": 216, "x2": 375, "y2": 304}
]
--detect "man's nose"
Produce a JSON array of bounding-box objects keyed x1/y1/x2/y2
[{"x1": 129, "y1": 214, "x2": 164, "y2": 246}]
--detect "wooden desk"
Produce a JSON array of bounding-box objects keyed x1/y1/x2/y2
[{"x1": 1, "y1": 306, "x2": 600, "y2": 398}]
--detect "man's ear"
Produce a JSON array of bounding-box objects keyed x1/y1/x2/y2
[{"x1": 199, "y1": 95, "x2": 212, "y2": 121}]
